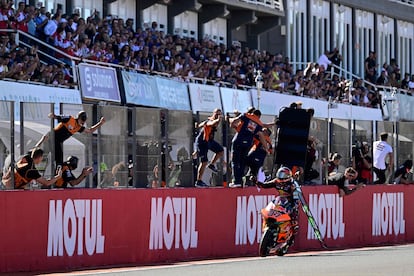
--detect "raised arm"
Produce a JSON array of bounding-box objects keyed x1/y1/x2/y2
[
  {"x1": 36, "y1": 168, "x2": 62, "y2": 187},
  {"x1": 35, "y1": 132, "x2": 50, "y2": 148},
  {"x1": 229, "y1": 116, "x2": 241, "y2": 129},
  {"x1": 257, "y1": 131, "x2": 271, "y2": 154},
  {"x1": 68, "y1": 167, "x2": 94, "y2": 187},
  {"x1": 84, "y1": 117, "x2": 106, "y2": 134}
]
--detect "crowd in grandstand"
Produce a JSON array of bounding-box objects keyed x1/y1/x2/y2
[{"x1": 1, "y1": 1, "x2": 413, "y2": 106}]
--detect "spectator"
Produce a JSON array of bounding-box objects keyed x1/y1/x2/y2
[
  {"x1": 15, "y1": 1, "x2": 28, "y2": 33},
  {"x1": 364, "y1": 51, "x2": 377, "y2": 83},
  {"x1": 328, "y1": 167, "x2": 365, "y2": 197},
  {"x1": 408, "y1": 75, "x2": 414, "y2": 92},
  {"x1": 112, "y1": 161, "x2": 128, "y2": 187},
  {"x1": 393, "y1": 160, "x2": 413, "y2": 184},
  {"x1": 388, "y1": 72, "x2": 399, "y2": 88},
  {"x1": 373, "y1": 132, "x2": 393, "y2": 184},
  {"x1": 54, "y1": 156, "x2": 93, "y2": 188},
  {"x1": 1, "y1": 148, "x2": 62, "y2": 189},
  {"x1": 401, "y1": 73, "x2": 410, "y2": 90},
  {"x1": 0, "y1": 2, "x2": 10, "y2": 31},
  {"x1": 387, "y1": 58, "x2": 399, "y2": 78},
  {"x1": 329, "y1": 47, "x2": 342, "y2": 74},
  {"x1": 267, "y1": 64, "x2": 282, "y2": 91},
  {"x1": 0, "y1": 7, "x2": 388, "y2": 110},
  {"x1": 367, "y1": 91, "x2": 380, "y2": 108},
  {"x1": 376, "y1": 68, "x2": 388, "y2": 85},
  {"x1": 317, "y1": 50, "x2": 332, "y2": 71},
  {"x1": 352, "y1": 141, "x2": 372, "y2": 184},
  {"x1": 26, "y1": 5, "x2": 36, "y2": 36},
  {"x1": 43, "y1": 13, "x2": 61, "y2": 43},
  {"x1": 193, "y1": 108, "x2": 224, "y2": 187},
  {"x1": 34, "y1": 6, "x2": 48, "y2": 39},
  {"x1": 303, "y1": 136, "x2": 320, "y2": 184},
  {"x1": 35, "y1": 111, "x2": 105, "y2": 167}
]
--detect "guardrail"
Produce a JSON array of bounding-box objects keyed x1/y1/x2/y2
[
  {"x1": 239, "y1": 0, "x2": 284, "y2": 11},
  {"x1": 388, "y1": 0, "x2": 414, "y2": 7}
]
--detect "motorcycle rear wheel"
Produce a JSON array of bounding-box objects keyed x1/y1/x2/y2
[{"x1": 259, "y1": 228, "x2": 276, "y2": 257}]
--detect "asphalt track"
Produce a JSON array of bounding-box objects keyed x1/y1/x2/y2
[{"x1": 38, "y1": 244, "x2": 414, "y2": 276}]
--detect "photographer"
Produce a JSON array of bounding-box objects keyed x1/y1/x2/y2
[
  {"x1": 327, "y1": 153, "x2": 342, "y2": 176},
  {"x1": 352, "y1": 141, "x2": 372, "y2": 184},
  {"x1": 393, "y1": 160, "x2": 413, "y2": 184},
  {"x1": 328, "y1": 167, "x2": 365, "y2": 197}
]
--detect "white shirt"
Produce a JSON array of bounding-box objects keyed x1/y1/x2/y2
[
  {"x1": 43, "y1": 19, "x2": 58, "y2": 36},
  {"x1": 317, "y1": 54, "x2": 332, "y2": 71},
  {"x1": 373, "y1": 140, "x2": 393, "y2": 169}
]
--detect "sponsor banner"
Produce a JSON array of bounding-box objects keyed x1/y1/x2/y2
[
  {"x1": 122, "y1": 72, "x2": 191, "y2": 110},
  {"x1": 155, "y1": 78, "x2": 191, "y2": 111},
  {"x1": 78, "y1": 63, "x2": 121, "y2": 102},
  {"x1": 188, "y1": 83, "x2": 222, "y2": 113},
  {"x1": 0, "y1": 81, "x2": 81, "y2": 120},
  {"x1": 1, "y1": 185, "x2": 414, "y2": 273},
  {"x1": 122, "y1": 71, "x2": 159, "y2": 107},
  {"x1": 220, "y1": 87, "x2": 252, "y2": 114}
]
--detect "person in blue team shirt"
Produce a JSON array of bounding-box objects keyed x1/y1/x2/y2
[{"x1": 228, "y1": 108, "x2": 270, "y2": 188}]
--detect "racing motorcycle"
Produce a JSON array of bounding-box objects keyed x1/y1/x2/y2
[
  {"x1": 259, "y1": 196, "x2": 295, "y2": 256},
  {"x1": 259, "y1": 180, "x2": 327, "y2": 257}
]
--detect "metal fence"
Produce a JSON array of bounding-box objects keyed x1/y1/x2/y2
[{"x1": 1, "y1": 101, "x2": 413, "y2": 189}]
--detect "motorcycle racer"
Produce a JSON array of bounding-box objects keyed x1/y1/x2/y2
[{"x1": 256, "y1": 167, "x2": 300, "y2": 237}]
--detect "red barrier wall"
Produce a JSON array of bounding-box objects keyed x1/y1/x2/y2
[{"x1": 1, "y1": 185, "x2": 413, "y2": 273}]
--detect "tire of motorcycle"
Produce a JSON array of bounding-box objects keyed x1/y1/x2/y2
[
  {"x1": 259, "y1": 228, "x2": 276, "y2": 257},
  {"x1": 276, "y1": 245, "x2": 289, "y2": 256}
]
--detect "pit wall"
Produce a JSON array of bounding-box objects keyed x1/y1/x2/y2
[{"x1": 0, "y1": 184, "x2": 412, "y2": 273}]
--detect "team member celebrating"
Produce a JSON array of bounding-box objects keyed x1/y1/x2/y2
[
  {"x1": 193, "y1": 108, "x2": 224, "y2": 187},
  {"x1": 54, "y1": 156, "x2": 94, "y2": 188},
  {"x1": 36, "y1": 110, "x2": 105, "y2": 167},
  {"x1": 2, "y1": 148, "x2": 62, "y2": 189}
]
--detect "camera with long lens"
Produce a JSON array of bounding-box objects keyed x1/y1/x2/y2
[{"x1": 352, "y1": 141, "x2": 363, "y2": 158}]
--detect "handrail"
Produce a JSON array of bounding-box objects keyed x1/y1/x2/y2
[
  {"x1": 376, "y1": 85, "x2": 413, "y2": 96},
  {"x1": 14, "y1": 30, "x2": 81, "y2": 62},
  {"x1": 388, "y1": 0, "x2": 414, "y2": 7},
  {"x1": 80, "y1": 58, "x2": 124, "y2": 69},
  {"x1": 329, "y1": 63, "x2": 377, "y2": 89},
  {"x1": 1, "y1": 29, "x2": 80, "y2": 87},
  {"x1": 289, "y1": 61, "x2": 378, "y2": 91},
  {"x1": 239, "y1": 0, "x2": 284, "y2": 11}
]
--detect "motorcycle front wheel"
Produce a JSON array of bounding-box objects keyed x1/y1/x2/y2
[{"x1": 259, "y1": 228, "x2": 277, "y2": 257}]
